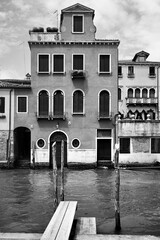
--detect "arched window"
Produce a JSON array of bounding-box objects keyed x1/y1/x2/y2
[
  {"x1": 128, "y1": 88, "x2": 133, "y2": 98},
  {"x1": 53, "y1": 90, "x2": 64, "y2": 116},
  {"x1": 38, "y1": 90, "x2": 49, "y2": 116},
  {"x1": 118, "y1": 88, "x2": 121, "y2": 100},
  {"x1": 149, "y1": 88, "x2": 155, "y2": 98},
  {"x1": 142, "y1": 88, "x2": 148, "y2": 98},
  {"x1": 73, "y1": 90, "x2": 84, "y2": 114},
  {"x1": 135, "y1": 88, "x2": 140, "y2": 98},
  {"x1": 99, "y1": 90, "x2": 110, "y2": 117}
]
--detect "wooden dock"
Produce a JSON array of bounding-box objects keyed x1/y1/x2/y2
[{"x1": 0, "y1": 201, "x2": 160, "y2": 240}]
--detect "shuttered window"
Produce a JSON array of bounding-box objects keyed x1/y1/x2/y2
[
  {"x1": 99, "y1": 90, "x2": 110, "y2": 117},
  {"x1": 53, "y1": 90, "x2": 64, "y2": 116},
  {"x1": 99, "y1": 55, "x2": 110, "y2": 73},
  {"x1": 39, "y1": 90, "x2": 49, "y2": 116},
  {"x1": 73, "y1": 90, "x2": 83, "y2": 113},
  {"x1": 38, "y1": 54, "x2": 49, "y2": 73},
  {"x1": 0, "y1": 97, "x2": 5, "y2": 113},
  {"x1": 73, "y1": 55, "x2": 84, "y2": 70},
  {"x1": 17, "y1": 96, "x2": 27, "y2": 113},
  {"x1": 120, "y1": 138, "x2": 130, "y2": 153},
  {"x1": 73, "y1": 15, "x2": 83, "y2": 33},
  {"x1": 151, "y1": 138, "x2": 160, "y2": 153},
  {"x1": 53, "y1": 55, "x2": 64, "y2": 73}
]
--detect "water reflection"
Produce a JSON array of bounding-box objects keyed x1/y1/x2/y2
[{"x1": 0, "y1": 169, "x2": 160, "y2": 236}]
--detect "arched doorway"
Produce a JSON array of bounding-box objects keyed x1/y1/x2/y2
[
  {"x1": 49, "y1": 131, "x2": 67, "y2": 168},
  {"x1": 14, "y1": 127, "x2": 31, "y2": 168}
]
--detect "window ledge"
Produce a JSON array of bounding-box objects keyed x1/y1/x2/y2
[
  {"x1": 118, "y1": 74, "x2": 123, "y2": 78},
  {"x1": 0, "y1": 115, "x2": 6, "y2": 119},
  {"x1": 128, "y1": 74, "x2": 135, "y2": 78},
  {"x1": 98, "y1": 115, "x2": 112, "y2": 120},
  {"x1": 98, "y1": 72, "x2": 112, "y2": 76},
  {"x1": 72, "y1": 113, "x2": 85, "y2": 116},
  {"x1": 37, "y1": 72, "x2": 51, "y2": 75},
  {"x1": 52, "y1": 72, "x2": 66, "y2": 75},
  {"x1": 149, "y1": 75, "x2": 156, "y2": 78}
]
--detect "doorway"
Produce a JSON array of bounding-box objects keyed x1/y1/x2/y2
[
  {"x1": 97, "y1": 139, "x2": 111, "y2": 166},
  {"x1": 14, "y1": 127, "x2": 31, "y2": 167},
  {"x1": 49, "y1": 131, "x2": 67, "y2": 168}
]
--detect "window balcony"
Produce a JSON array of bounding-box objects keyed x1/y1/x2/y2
[
  {"x1": 126, "y1": 97, "x2": 158, "y2": 105},
  {"x1": 149, "y1": 74, "x2": 156, "y2": 78},
  {"x1": 71, "y1": 70, "x2": 86, "y2": 79},
  {"x1": 29, "y1": 32, "x2": 60, "y2": 42},
  {"x1": 36, "y1": 112, "x2": 66, "y2": 120},
  {"x1": 36, "y1": 112, "x2": 50, "y2": 120},
  {"x1": 0, "y1": 114, "x2": 6, "y2": 119}
]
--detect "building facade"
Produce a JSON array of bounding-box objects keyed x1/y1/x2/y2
[
  {"x1": 118, "y1": 51, "x2": 160, "y2": 165},
  {"x1": 0, "y1": 3, "x2": 118, "y2": 168}
]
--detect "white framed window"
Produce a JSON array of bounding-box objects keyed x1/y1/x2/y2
[
  {"x1": 72, "y1": 89, "x2": 85, "y2": 115},
  {"x1": 52, "y1": 54, "x2": 65, "y2": 74},
  {"x1": 36, "y1": 138, "x2": 46, "y2": 149},
  {"x1": 72, "y1": 15, "x2": 84, "y2": 33},
  {"x1": 17, "y1": 96, "x2": 28, "y2": 113},
  {"x1": 72, "y1": 54, "x2": 85, "y2": 70},
  {"x1": 37, "y1": 53, "x2": 50, "y2": 74},
  {"x1": 98, "y1": 54, "x2": 111, "y2": 74},
  {"x1": 0, "y1": 97, "x2": 5, "y2": 113}
]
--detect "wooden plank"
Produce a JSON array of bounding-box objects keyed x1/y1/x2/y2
[
  {"x1": 55, "y1": 201, "x2": 77, "y2": 240},
  {"x1": 74, "y1": 234, "x2": 160, "y2": 240},
  {"x1": 40, "y1": 201, "x2": 69, "y2": 240},
  {"x1": 75, "y1": 218, "x2": 96, "y2": 235},
  {"x1": 0, "y1": 232, "x2": 41, "y2": 240}
]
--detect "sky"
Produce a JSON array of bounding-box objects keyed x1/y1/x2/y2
[{"x1": 0, "y1": 0, "x2": 160, "y2": 79}]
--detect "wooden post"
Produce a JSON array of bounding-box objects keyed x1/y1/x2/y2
[
  {"x1": 52, "y1": 142, "x2": 58, "y2": 211},
  {"x1": 60, "y1": 140, "x2": 64, "y2": 201},
  {"x1": 114, "y1": 114, "x2": 121, "y2": 231},
  {"x1": 32, "y1": 141, "x2": 35, "y2": 169}
]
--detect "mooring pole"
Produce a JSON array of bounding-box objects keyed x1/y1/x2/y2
[
  {"x1": 114, "y1": 114, "x2": 121, "y2": 231},
  {"x1": 32, "y1": 141, "x2": 35, "y2": 169},
  {"x1": 60, "y1": 140, "x2": 64, "y2": 201},
  {"x1": 52, "y1": 142, "x2": 58, "y2": 211}
]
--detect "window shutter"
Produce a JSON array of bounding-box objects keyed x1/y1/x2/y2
[
  {"x1": 73, "y1": 91, "x2": 83, "y2": 113},
  {"x1": 73, "y1": 55, "x2": 83, "y2": 70},
  {"x1": 54, "y1": 91, "x2": 64, "y2": 115},
  {"x1": 39, "y1": 91, "x2": 49, "y2": 116},
  {"x1": 73, "y1": 16, "x2": 83, "y2": 32},
  {"x1": 39, "y1": 55, "x2": 49, "y2": 72},
  {"x1": 100, "y1": 91, "x2": 109, "y2": 117},
  {"x1": 54, "y1": 55, "x2": 63, "y2": 72},
  {"x1": 0, "y1": 97, "x2": 5, "y2": 113}
]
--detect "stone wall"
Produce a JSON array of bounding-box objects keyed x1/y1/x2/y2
[{"x1": 0, "y1": 131, "x2": 8, "y2": 161}]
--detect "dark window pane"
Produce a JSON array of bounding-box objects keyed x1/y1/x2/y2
[
  {"x1": 39, "y1": 55, "x2": 49, "y2": 72},
  {"x1": 73, "y1": 90, "x2": 83, "y2": 113},
  {"x1": 100, "y1": 55, "x2": 110, "y2": 72},
  {"x1": 73, "y1": 16, "x2": 83, "y2": 32},
  {"x1": 39, "y1": 91, "x2": 49, "y2": 116},
  {"x1": 120, "y1": 138, "x2": 130, "y2": 153},
  {"x1": 54, "y1": 55, "x2": 64, "y2": 72},
  {"x1": 151, "y1": 138, "x2": 160, "y2": 153},
  {"x1": 149, "y1": 66, "x2": 155, "y2": 76},
  {"x1": 149, "y1": 88, "x2": 155, "y2": 98},
  {"x1": 128, "y1": 89, "x2": 133, "y2": 98},
  {"x1": 142, "y1": 89, "x2": 147, "y2": 98},
  {"x1": 118, "y1": 66, "x2": 122, "y2": 75},
  {"x1": 54, "y1": 91, "x2": 64, "y2": 115},
  {"x1": 73, "y1": 55, "x2": 83, "y2": 70},
  {"x1": 118, "y1": 88, "x2": 121, "y2": 100},
  {"x1": 99, "y1": 91, "x2": 109, "y2": 117},
  {"x1": 128, "y1": 66, "x2": 134, "y2": 74},
  {"x1": 0, "y1": 97, "x2": 5, "y2": 113},
  {"x1": 135, "y1": 89, "x2": 140, "y2": 98},
  {"x1": 18, "y1": 97, "x2": 27, "y2": 112}
]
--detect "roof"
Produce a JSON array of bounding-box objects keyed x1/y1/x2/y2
[
  {"x1": 0, "y1": 79, "x2": 31, "y2": 89},
  {"x1": 132, "y1": 50, "x2": 150, "y2": 62},
  {"x1": 60, "y1": 3, "x2": 95, "y2": 25},
  {"x1": 119, "y1": 60, "x2": 160, "y2": 66}
]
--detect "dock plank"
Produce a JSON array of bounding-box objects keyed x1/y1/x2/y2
[
  {"x1": 74, "y1": 234, "x2": 160, "y2": 240},
  {"x1": 75, "y1": 218, "x2": 96, "y2": 235},
  {"x1": 0, "y1": 232, "x2": 41, "y2": 240}
]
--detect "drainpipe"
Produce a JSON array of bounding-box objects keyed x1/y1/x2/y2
[
  {"x1": 157, "y1": 66, "x2": 160, "y2": 120},
  {"x1": 7, "y1": 89, "x2": 13, "y2": 166}
]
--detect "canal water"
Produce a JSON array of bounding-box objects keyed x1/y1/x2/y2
[{"x1": 0, "y1": 168, "x2": 160, "y2": 236}]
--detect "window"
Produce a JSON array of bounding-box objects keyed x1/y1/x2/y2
[
  {"x1": 128, "y1": 66, "x2": 134, "y2": 76},
  {"x1": 72, "y1": 138, "x2": 81, "y2": 148},
  {"x1": 17, "y1": 96, "x2": 28, "y2": 113},
  {"x1": 120, "y1": 138, "x2": 130, "y2": 153},
  {"x1": 118, "y1": 66, "x2": 122, "y2": 76},
  {"x1": 118, "y1": 88, "x2": 121, "y2": 100},
  {"x1": 142, "y1": 88, "x2": 148, "y2": 98},
  {"x1": 128, "y1": 88, "x2": 133, "y2": 98},
  {"x1": 135, "y1": 88, "x2": 140, "y2": 98},
  {"x1": 37, "y1": 54, "x2": 50, "y2": 73},
  {"x1": 99, "y1": 54, "x2": 111, "y2": 73},
  {"x1": 73, "y1": 90, "x2": 84, "y2": 114},
  {"x1": 99, "y1": 90, "x2": 110, "y2": 118},
  {"x1": 0, "y1": 97, "x2": 5, "y2": 113},
  {"x1": 52, "y1": 54, "x2": 65, "y2": 73},
  {"x1": 72, "y1": 54, "x2": 84, "y2": 70},
  {"x1": 149, "y1": 88, "x2": 155, "y2": 98},
  {"x1": 37, "y1": 138, "x2": 46, "y2": 148},
  {"x1": 38, "y1": 90, "x2": 49, "y2": 116},
  {"x1": 149, "y1": 66, "x2": 155, "y2": 77},
  {"x1": 53, "y1": 90, "x2": 64, "y2": 117},
  {"x1": 151, "y1": 138, "x2": 160, "y2": 153},
  {"x1": 72, "y1": 15, "x2": 83, "y2": 33}
]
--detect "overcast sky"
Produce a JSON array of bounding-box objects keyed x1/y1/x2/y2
[{"x1": 0, "y1": 0, "x2": 160, "y2": 79}]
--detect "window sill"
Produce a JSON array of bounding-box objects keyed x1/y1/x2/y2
[
  {"x1": 98, "y1": 115, "x2": 112, "y2": 120},
  {"x1": 98, "y1": 72, "x2": 112, "y2": 76},
  {"x1": 37, "y1": 72, "x2": 50, "y2": 74},
  {"x1": 72, "y1": 113, "x2": 85, "y2": 116},
  {"x1": 0, "y1": 115, "x2": 6, "y2": 119},
  {"x1": 118, "y1": 74, "x2": 123, "y2": 78},
  {"x1": 128, "y1": 74, "x2": 135, "y2": 78},
  {"x1": 52, "y1": 72, "x2": 66, "y2": 75},
  {"x1": 149, "y1": 75, "x2": 156, "y2": 78}
]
